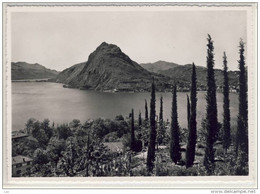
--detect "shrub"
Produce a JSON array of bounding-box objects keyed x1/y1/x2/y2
[{"x1": 133, "y1": 139, "x2": 142, "y2": 152}]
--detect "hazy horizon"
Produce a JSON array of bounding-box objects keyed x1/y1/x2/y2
[{"x1": 11, "y1": 9, "x2": 247, "y2": 72}]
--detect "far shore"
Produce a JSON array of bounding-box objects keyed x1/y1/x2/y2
[{"x1": 12, "y1": 78, "x2": 51, "y2": 82}]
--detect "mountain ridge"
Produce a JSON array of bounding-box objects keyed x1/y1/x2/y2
[
  {"x1": 14, "y1": 42, "x2": 239, "y2": 91},
  {"x1": 157, "y1": 63, "x2": 239, "y2": 89},
  {"x1": 11, "y1": 61, "x2": 59, "y2": 80},
  {"x1": 56, "y1": 42, "x2": 239, "y2": 91},
  {"x1": 140, "y1": 60, "x2": 179, "y2": 73},
  {"x1": 56, "y1": 42, "x2": 170, "y2": 91}
]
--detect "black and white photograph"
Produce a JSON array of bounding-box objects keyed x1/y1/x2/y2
[{"x1": 2, "y1": 2, "x2": 257, "y2": 189}]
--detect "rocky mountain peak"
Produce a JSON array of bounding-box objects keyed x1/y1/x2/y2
[
  {"x1": 87, "y1": 42, "x2": 130, "y2": 64},
  {"x1": 56, "y1": 42, "x2": 168, "y2": 91},
  {"x1": 96, "y1": 42, "x2": 121, "y2": 53}
]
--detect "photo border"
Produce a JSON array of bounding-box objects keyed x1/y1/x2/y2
[{"x1": 2, "y1": 2, "x2": 258, "y2": 189}]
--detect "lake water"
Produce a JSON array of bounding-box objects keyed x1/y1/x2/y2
[{"x1": 12, "y1": 82, "x2": 239, "y2": 131}]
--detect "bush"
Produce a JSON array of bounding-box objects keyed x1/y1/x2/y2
[
  {"x1": 69, "y1": 119, "x2": 81, "y2": 128},
  {"x1": 33, "y1": 148, "x2": 49, "y2": 165},
  {"x1": 133, "y1": 139, "x2": 142, "y2": 152},
  {"x1": 115, "y1": 115, "x2": 124, "y2": 121},
  {"x1": 175, "y1": 167, "x2": 198, "y2": 176},
  {"x1": 56, "y1": 124, "x2": 72, "y2": 140},
  {"x1": 103, "y1": 132, "x2": 120, "y2": 142},
  {"x1": 12, "y1": 137, "x2": 40, "y2": 157}
]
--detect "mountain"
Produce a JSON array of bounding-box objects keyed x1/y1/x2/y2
[
  {"x1": 158, "y1": 64, "x2": 239, "y2": 89},
  {"x1": 12, "y1": 62, "x2": 59, "y2": 80},
  {"x1": 56, "y1": 42, "x2": 170, "y2": 91},
  {"x1": 55, "y1": 62, "x2": 85, "y2": 84},
  {"x1": 56, "y1": 42, "x2": 239, "y2": 92},
  {"x1": 140, "y1": 61, "x2": 179, "y2": 73}
]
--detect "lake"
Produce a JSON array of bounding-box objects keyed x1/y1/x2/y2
[{"x1": 12, "y1": 82, "x2": 239, "y2": 131}]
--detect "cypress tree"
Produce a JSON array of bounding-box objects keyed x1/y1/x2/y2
[
  {"x1": 222, "y1": 52, "x2": 231, "y2": 152},
  {"x1": 145, "y1": 99, "x2": 149, "y2": 121},
  {"x1": 138, "y1": 111, "x2": 142, "y2": 127},
  {"x1": 159, "y1": 96, "x2": 163, "y2": 122},
  {"x1": 203, "y1": 35, "x2": 218, "y2": 174},
  {"x1": 130, "y1": 108, "x2": 135, "y2": 151},
  {"x1": 170, "y1": 84, "x2": 181, "y2": 164},
  {"x1": 158, "y1": 96, "x2": 165, "y2": 145},
  {"x1": 235, "y1": 40, "x2": 248, "y2": 174},
  {"x1": 146, "y1": 81, "x2": 156, "y2": 172},
  {"x1": 186, "y1": 95, "x2": 190, "y2": 130},
  {"x1": 186, "y1": 63, "x2": 197, "y2": 168}
]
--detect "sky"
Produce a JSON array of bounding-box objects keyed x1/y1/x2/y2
[{"x1": 11, "y1": 10, "x2": 247, "y2": 71}]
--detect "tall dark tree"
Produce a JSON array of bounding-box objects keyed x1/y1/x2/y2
[
  {"x1": 203, "y1": 35, "x2": 218, "y2": 174},
  {"x1": 170, "y1": 84, "x2": 181, "y2": 164},
  {"x1": 138, "y1": 111, "x2": 142, "y2": 127},
  {"x1": 158, "y1": 96, "x2": 165, "y2": 145},
  {"x1": 130, "y1": 108, "x2": 135, "y2": 151},
  {"x1": 145, "y1": 99, "x2": 149, "y2": 121},
  {"x1": 222, "y1": 52, "x2": 231, "y2": 152},
  {"x1": 186, "y1": 63, "x2": 197, "y2": 168},
  {"x1": 235, "y1": 40, "x2": 248, "y2": 175},
  {"x1": 186, "y1": 95, "x2": 190, "y2": 130},
  {"x1": 159, "y1": 96, "x2": 163, "y2": 122},
  {"x1": 146, "y1": 81, "x2": 156, "y2": 172}
]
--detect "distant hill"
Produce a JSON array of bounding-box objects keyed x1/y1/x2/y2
[
  {"x1": 56, "y1": 42, "x2": 170, "y2": 91},
  {"x1": 12, "y1": 62, "x2": 59, "y2": 80},
  {"x1": 158, "y1": 64, "x2": 239, "y2": 89},
  {"x1": 140, "y1": 61, "x2": 179, "y2": 73}
]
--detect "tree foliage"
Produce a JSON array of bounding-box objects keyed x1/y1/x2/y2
[
  {"x1": 235, "y1": 39, "x2": 248, "y2": 175},
  {"x1": 130, "y1": 109, "x2": 135, "y2": 151},
  {"x1": 186, "y1": 63, "x2": 197, "y2": 168},
  {"x1": 222, "y1": 52, "x2": 231, "y2": 152},
  {"x1": 204, "y1": 35, "x2": 218, "y2": 174},
  {"x1": 25, "y1": 118, "x2": 36, "y2": 134},
  {"x1": 159, "y1": 96, "x2": 163, "y2": 122},
  {"x1": 147, "y1": 81, "x2": 157, "y2": 173},
  {"x1": 186, "y1": 95, "x2": 190, "y2": 130},
  {"x1": 138, "y1": 111, "x2": 142, "y2": 127},
  {"x1": 158, "y1": 96, "x2": 165, "y2": 145},
  {"x1": 170, "y1": 84, "x2": 181, "y2": 164},
  {"x1": 57, "y1": 124, "x2": 72, "y2": 140},
  {"x1": 145, "y1": 99, "x2": 149, "y2": 121}
]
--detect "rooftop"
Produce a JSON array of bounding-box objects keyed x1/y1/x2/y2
[
  {"x1": 12, "y1": 155, "x2": 33, "y2": 165},
  {"x1": 12, "y1": 131, "x2": 28, "y2": 139}
]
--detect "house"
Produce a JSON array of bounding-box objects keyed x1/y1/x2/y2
[
  {"x1": 12, "y1": 131, "x2": 28, "y2": 142},
  {"x1": 12, "y1": 155, "x2": 33, "y2": 177}
]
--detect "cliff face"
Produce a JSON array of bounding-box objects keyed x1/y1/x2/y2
[
  {"x1": 56, "y1": 42, "x2": 169, "y2": 91},
  {"x1": 55, "y1": 62, "x2": 85, "y2": 84},
  {"x1": 11, "y1": 62, "x2": 59, "y2": 80}
]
